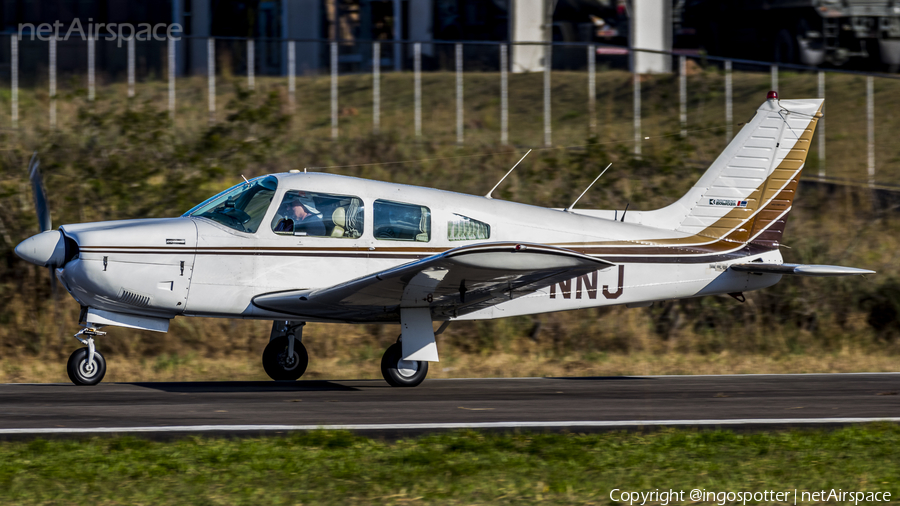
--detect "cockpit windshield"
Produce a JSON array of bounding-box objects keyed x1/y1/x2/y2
[{"x1": 183, "y1": 175, "x2": 278, "y2": 233}]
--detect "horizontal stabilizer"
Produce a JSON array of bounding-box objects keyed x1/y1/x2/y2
[{"x1": 730, "y1": 263, "x2": 875, "y2": 277}]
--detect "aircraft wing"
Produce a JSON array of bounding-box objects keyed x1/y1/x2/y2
[
  {"x1": 730, "y1": 263, "x2": 875, "y2": 277},
  {"x1": 252, "y1": 242, "x2": 614, "y2": 322}
]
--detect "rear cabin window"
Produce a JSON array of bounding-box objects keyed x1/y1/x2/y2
[
  {"x1": 374, "y1": 200, "x2": 431, "y2": 242},
  {"x1": 448, "y1": 214, "x2": 490, "y2": 241},
  {"x1": 271, "y1": 191, "x2": 364, "y2": 238}
]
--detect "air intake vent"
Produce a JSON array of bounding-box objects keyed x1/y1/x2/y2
[
  {"x1": 118, "y1": 289, "x2": 150, "y2": 307},
  {"x1": 63, "y1": 234, "x2": 79, "y2": 264}
]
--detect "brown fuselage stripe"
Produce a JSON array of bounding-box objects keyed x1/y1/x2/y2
[
  {"x1": 77, "y1": 233, "x2": 766, "y2": 259},
  {"x1": 77, "y1": 244, "x2": 770, "y2": 265}
]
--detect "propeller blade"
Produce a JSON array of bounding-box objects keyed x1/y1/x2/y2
[
  {"x1": 25, "y1": 153, "x2": 56, "y2": 294},
  {"x1": 49, "y1": 266, "x2": 57, "y2": 293},
  {"x1": 28, "y1": 153, "x2": 51, "y2": 233}
]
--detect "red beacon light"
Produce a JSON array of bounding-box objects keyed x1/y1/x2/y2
[{"x1": 767, "y1": 90, "x2": 779, "y2": 100}]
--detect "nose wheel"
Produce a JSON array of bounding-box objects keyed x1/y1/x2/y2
[
  {"x1": 381, "y1": 342, "x2": 428, "y2": 387},
  {"x1": 67, "y1": 347, "x2": 107, "y2": 385},
  {"x1": 67, "y1": 327, "x2": 107, "y2": 386}
]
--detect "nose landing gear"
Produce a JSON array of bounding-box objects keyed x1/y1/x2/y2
[{"x1": 67, "y1": 327, "x2": 107, "y2": 386}]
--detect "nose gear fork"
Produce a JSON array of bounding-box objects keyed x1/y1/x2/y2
[{"x1": 74, "y1": 326, "x2": 106, "y2": 373}]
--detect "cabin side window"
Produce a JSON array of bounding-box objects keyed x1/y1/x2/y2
[
  {"x1": 448, "y1": 214, "x2": 490, "y2": 241},
  {"x1": 271, "y1": 191, "x2": 364, "y2": 238},
  {"x1": 374, "y1": 200, "x2": 431, "y2": 242}
]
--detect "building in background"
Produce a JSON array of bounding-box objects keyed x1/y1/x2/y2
[{"x1": 0, "y1": 0, "x2": 633, "y2": 78}]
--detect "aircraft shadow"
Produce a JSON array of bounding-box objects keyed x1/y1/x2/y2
[
  {"x1": 545, "y1": 376, "x2": 653, "y2": 381},
  {"x1": 128, "y1": 380, "x2": 360, "y2": 393}
]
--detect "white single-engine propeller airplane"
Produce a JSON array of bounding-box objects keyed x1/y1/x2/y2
[{"x1": 15, "y1": 93, "x2": 873, "y2": 386}]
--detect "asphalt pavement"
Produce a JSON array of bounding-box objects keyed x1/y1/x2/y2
[{"x1": 1, "y1": 373, "x2": 898, "y2": 437}]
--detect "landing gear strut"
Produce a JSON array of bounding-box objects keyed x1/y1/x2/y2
[
  {"x1": 381, "y1": 338, "x2": 428, "y2": 387},
  {"x1": 263, "y1": 321, "x2": 308, "y2": 381},
  {"x1": 67, "y1": 327, "x2": 107, "y2": 386}
]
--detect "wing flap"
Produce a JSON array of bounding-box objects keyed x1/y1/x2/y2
[
  {"x1": 252, "y1": 243, "x2": 614, "y2": 322},
  {"x1": 731, "y1": 263, "x2": 875, "y2": 277}
]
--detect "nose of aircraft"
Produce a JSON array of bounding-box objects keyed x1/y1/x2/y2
[{"x1": 15, "y1": 230, "x2": 66, "y2": 267}]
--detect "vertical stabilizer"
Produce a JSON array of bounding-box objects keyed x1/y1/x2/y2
[{"x1": 643, "y1": 96, "x2": 822, "y2": 250}]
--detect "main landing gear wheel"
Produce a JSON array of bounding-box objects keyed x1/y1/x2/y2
[
  {"x1": 381, "y1": 342, "x2": 428, "y2": 387},
  {"x1": 67, "y1": 347, "x2": 107, "y2": 386},
  {"x1": 263, "y1": 335, "x2": 309, "y2": 381}
]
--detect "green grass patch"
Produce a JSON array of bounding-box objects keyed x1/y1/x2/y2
[{"x1": 0, "y1": 425, "x2": 897, "y2": 505}]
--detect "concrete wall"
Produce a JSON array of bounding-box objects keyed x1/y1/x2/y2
[
  {"x1": 632, "y1": 0, "x2": 672, "y2": 73},
  {"x1": 510, "y1": 0, "x2": 545, "y2": 73}
]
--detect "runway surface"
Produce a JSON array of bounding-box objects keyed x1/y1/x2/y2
[{"x1": 1, "y1": 373, "x2": 899, "y2": 436}]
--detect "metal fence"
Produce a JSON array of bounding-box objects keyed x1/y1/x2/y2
[{"x1": 3, "y1": 34, "x2": 900, "y2": 189}]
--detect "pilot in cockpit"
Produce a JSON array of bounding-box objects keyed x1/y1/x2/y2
[{"x1": 273, "y1": 192, "x2": 326, "y2": 236}]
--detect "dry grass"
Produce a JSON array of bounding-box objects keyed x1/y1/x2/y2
[{"x1": 2, "y1": 347, "x2": 896, "y2": 384}]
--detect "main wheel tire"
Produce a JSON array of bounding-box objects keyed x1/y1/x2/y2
[
  {"x1": 380, "y1": 342, "x2": 428, "y2": 387},
  {"x1": 262, "y1": 336, "x2": 309, "y2": 381},
  {"x1": 66, "y1": 347, "x2": 107, "y2": 386}
]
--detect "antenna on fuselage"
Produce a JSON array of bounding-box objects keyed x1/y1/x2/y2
[
  {"x1": 241, "y1": 175, "x2": 250, "y2": 184},
  {"x1": 565, "y1": 163, "x2": 612, "y2": 213},
  {"x1": 486, "y1": 149, "x2": 531, "y2": 199}
]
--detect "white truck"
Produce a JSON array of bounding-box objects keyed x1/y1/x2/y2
[{"x1": 678, "y1": 0, "x2": 900, "y2": 69}]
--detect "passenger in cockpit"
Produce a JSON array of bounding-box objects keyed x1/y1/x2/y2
[{"x1": 274, "y1": 193, "x2": 326, "y2": 236}]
